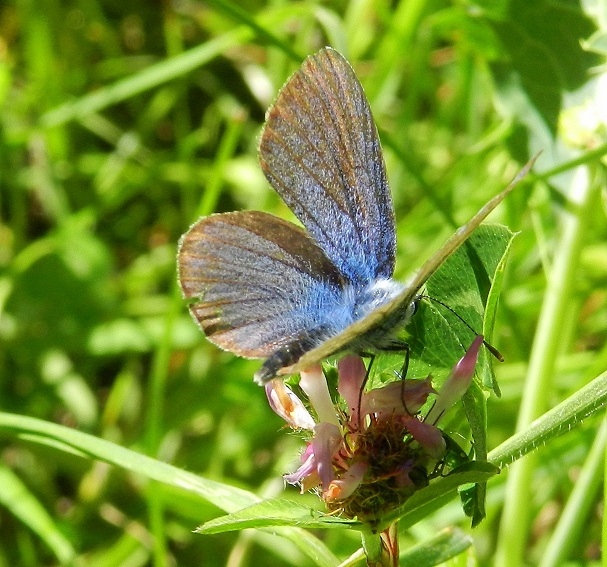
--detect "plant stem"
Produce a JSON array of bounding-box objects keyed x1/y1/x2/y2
[
  {"x1": 538, "y1": 417, "x2": 606, "y2": 567},
  {"x1": 361, "y1": 523, "x2": 399, "y2": 567},
  {"x1": 494, "y1": 164, "x2": 601, "y2": 567}
]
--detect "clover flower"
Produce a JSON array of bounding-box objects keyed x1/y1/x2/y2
[{"x1": 265, "y1": 336, "x2": 484, "y2": 523}]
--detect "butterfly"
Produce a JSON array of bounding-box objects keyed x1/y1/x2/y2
[{"x1": 178, "y1": 47, "x2": 536, "y2": 384}]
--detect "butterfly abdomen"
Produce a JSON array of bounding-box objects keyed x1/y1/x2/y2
[{"x1": 254, "y1": 325, "x2": 334, "y2": 384}]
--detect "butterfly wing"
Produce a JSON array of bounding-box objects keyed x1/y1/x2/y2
[
  {"x1": 284, "y1": 155, "x2": 539, "y2": 376},
  {"x1": 259, "y1": 47, "x2": 395, "y2": 286},
  {"x1": 178, "y1": 210, "x2": 347, "y2": 358}
]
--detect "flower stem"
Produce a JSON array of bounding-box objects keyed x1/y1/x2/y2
[
  {"x1": 361, "y1": 523, "x2": 399, "y2": 567},
  {"x1": 495, "y1": 163, "x2": 600, "y2": 566}
]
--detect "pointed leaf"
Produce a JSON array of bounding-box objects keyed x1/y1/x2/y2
[
  {"x1": 400, "y1": 527, "x2": 473, "y2": 567},
  {"x1": 408, "y1": 224, "x2": 515, "y2": 384},
  {"x1": 198, "y1": 498, "x2": 359, "y2": 534},
  {"x1": 381, "y1": 461, "x2": 499, "y2": 529},
  {"x1": 484, "y1": 0, "x2": 599, "y2": 134}
]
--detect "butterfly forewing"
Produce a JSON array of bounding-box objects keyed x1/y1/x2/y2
[
  {"x1": 259, "y1": 47, "x2": 395, "y2": 286},
  {"x1": 178, "y1": 210, "x2": 347, "y2": 358}
]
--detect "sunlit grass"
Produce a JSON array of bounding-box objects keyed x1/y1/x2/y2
[{"x1": 0, "y1": 1, "x2": 605, "y2": 566}]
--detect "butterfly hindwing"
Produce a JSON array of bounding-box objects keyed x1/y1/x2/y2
[{"x1": 178, "y1": 210, "x2": 348, "y2": 358}]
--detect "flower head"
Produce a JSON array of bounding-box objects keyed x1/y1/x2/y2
[{"x1": 266, "y1": 338, "x2": 483, "y2": 523}]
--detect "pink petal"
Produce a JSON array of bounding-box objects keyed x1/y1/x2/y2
[
  {"x1": 362, "y1": 376, "x2": 435, "y2": 419},
  {"x1": 284, "y1": 450, "x2": 317, "y2": 485},
  {"x1": 426, "y1": 335, "x2": 483, "y2": 425},
  {"x1": 325, "y1": 461, "x2": 368, "y2": 501},
  {"x1": 402, "y1": 415, "x2": 446, "y2": 460},
  {"x1": 300, "y1": 365, "x2": 339, "y2": 426},
  {"x1": 337, "y1": 355, "x2": 367, "y2": 418},
  {"x1": 311, "y1": 422, "x2": 342, "y2": 491},
  {"x1": 265, "y1": 379, "x2": 315, "y2": 430}
]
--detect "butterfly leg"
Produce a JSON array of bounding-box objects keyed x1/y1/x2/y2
[
  {"x1": 356, "y1": 356, "x2": 374, "y2": 428},
  {"x1": 398, "y1": 344, "x2": 415, "y2": 415},
  {"x1": 377, "y1": 340, "x2": 414, "y2": 415}
]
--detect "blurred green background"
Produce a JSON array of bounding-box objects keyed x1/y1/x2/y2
[{"x1": 1, "y1": 0, "x2": 606, "y2": 566}]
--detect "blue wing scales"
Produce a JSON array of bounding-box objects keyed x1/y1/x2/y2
[
  {"x1": 259, "y1": 48, "x2": 396, "y2": 287},
  {"x1": 178, "y1": 210, "x2": 350, "y2": 358}
]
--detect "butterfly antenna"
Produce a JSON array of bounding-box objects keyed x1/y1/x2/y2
[{"x1": 419, "y1": 295, "x2": 504, "y2": 362}]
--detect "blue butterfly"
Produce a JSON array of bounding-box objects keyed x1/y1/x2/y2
[{"x1": 178, "y1": 47, "x2": 535, "y2": 384}]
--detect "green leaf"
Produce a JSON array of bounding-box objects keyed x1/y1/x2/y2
[
  {"x1": 0, "y1": 464, "x2": 76, "y2": 564},
  {"x1": 197, "y1": 498, "x2": 359, "y2": 534},
  {"x1": 488, "y1": 370, "x2": 607, "y2": 467},
  {"x1": 408, "y1": 224, "x2": 515, "y2": 384},
  {"x1": 481, "y1": 0, "x2": 599, "y2": 135},
  {"x1": 462, "y1": 382, "x2": 489, "y2": 526},
  {"x1": 198, "y1": 463, "x2": 500, "y2": 536},
  {"x1": 459, "y1": 482, "x2": 485, "y2": 527},
  {"x1": 389, "y1": 224, "x2": 515, "y2": 528},
  {"x1": 0, "y1": 413, "x2": 259, "y2": 509},
  {"x1": 412, "y1": 223, "x2": 515, "y2": 527},
  {"x1": 479, "y1": 225, "x2": 517, "y2": 395},
  {"x1": 400, "y1": 527, "x2": 473, "y2": 567},
  {"x1": 0, "y1": 412, "x2": 340, "y2": 567},
  {"x1": 376, "y1": 461, "x2": 499, "y2": 530}
]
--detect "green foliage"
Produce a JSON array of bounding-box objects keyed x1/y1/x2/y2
[
  {"x1": 407, "y1": 224, "x2": 515, "y2": 380},
  {"x1": 0, "y1": 1, "x2": 605, "y2": 566},
  {"x1": 483, "y1": 0, "x2": 600, "y2": 136}
]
